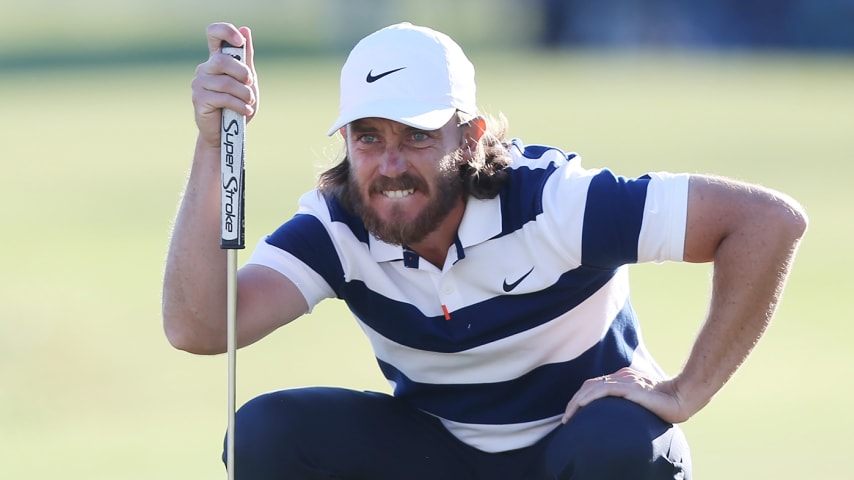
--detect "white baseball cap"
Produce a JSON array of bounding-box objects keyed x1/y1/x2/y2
[{"x1": 327, "y1": 22, "x2": 478, "y2": 136}]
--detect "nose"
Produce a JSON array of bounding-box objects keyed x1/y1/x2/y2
[{"x1": 378, "y1": 144, "x2": 407, "y2": 177}]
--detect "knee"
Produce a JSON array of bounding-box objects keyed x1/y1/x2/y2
[
  {"x1": 541, "y1": 397, "x2": 689, "y2": 479},
  {"x1": 234, "y1": 391, "x2": 301, "y2": 446},
  {"x1": 550, "y1": 401, "x2": 654, "y2": 473},
  {"x1": 224, "y1": 390, "x2": 314, "y2": 477}
]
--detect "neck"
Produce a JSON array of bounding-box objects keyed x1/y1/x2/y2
[{"x1": 408, "y1": 199, "x2": 466, "y2": 269}]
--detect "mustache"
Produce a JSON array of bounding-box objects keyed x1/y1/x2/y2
[{"x1": 368, "y1": 173, "x2": 429, "y2": 195}]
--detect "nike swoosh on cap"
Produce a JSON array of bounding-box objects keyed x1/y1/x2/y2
[{"x1": 366, "y1": 67, "x2": 407, "y2": 83}]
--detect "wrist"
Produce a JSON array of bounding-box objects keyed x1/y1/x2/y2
[
  {"x1": 196, "y1": 132, "x2": 222, "y2": 152},
  {"x1": 669, "y1": 373, "x2": 716, "y2": 421}
]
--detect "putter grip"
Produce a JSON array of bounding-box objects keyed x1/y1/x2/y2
[{"x1": 220, "y1": 41, "x2": 247, "y2": 250}]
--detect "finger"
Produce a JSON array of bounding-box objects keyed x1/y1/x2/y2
[
  {"x1": 561, "y1": 376, "x2": 608, "y2": 424},
  {"x1": 199, "y1": 65, "x2": 253, "y2": 102},
  {"x1": 196, "y1": 87, "x2": 254, "y2": 117},
  {"x1": 206, "y1": 22, "x2": 245, "y2": 56},
  {"x1": 238, "y1": 26, "x2": 255, "y2": 75},
  {"x1": 562, "y1": 374, "x2": 641, "y2": 424},
  {"x1": 237, "y1": 26, "x2": 259, "y2": 119},
  {"x1": 197, "y1": 51, "x2": 251, "y2": 85},
  {"x1": 193, "y1": 54, "x2": 255, "y2": 110},
  {"x1": 561, "y1": 400, "x2": 580, "y2": 424},
  {"x1": 196, "y1": 24, "x2": 257, "y2": 114},
  {"x1": 192, "y1": 72, "x2": 255, "y2": 122}
]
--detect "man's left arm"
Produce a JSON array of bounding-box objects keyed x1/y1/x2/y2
[{"x1": 562, "y1": 174, "x2": 808, "y2": 424}]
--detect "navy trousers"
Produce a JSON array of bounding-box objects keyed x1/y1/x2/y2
[{"x1": 224, "y1": 387, "x2": 691, "y2": 479}]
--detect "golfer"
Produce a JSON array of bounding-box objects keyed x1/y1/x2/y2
[{"x1": 163, "y1": 22, "x2": 807, "y2": 479}]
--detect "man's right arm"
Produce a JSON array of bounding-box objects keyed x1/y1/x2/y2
[{"x1": 162, "y1": 23, "x2": 308, "y2": 354}]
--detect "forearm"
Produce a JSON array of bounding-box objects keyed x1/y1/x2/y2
[
  {"x1": 561, "y1": 178, "x2": 807, "y2": 426},
  {"x1": 674, "y1": 182, "x2": 807, "y2": 418},
  {"x1": 162, "y1": 135, "x2": 229, "y2": 353}
]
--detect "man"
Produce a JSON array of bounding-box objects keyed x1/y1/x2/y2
[{"x1": 163, "y1": 22, "x2": 807, "y2": 479}]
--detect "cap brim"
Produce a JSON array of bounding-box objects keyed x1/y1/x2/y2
[{"x1": 327, "y1": 100, "x2": 458, "y2": 136}]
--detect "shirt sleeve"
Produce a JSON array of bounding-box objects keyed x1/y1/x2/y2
[
  {"x1": 244, "y1": 191, "x2": 342, "y2": 312},
  {"x1": 543, "y1": 165, "x2": 689, "y2": 269},
  {"x1": 245, "y1": 235, "x2": 337, "y2": 313},
  {"x1": 636, "y1": 171, "x2": 690, "y2": 263}
]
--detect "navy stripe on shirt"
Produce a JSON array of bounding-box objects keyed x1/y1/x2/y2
[
  {"x1": 582, "y1": 170, "x2": 650, "y2": 268},
  {"x1": 324, "y1": 192, "x2": 371, "y2": 245},
  {"x1": 343, "y1": 266, "x2": 617, "y2": 353},
  {"x1": 266, "y1": 213, "x2": 346, "y2": 294},
  {"x1": 377, "y1": 303, "x2": 640, "y2": 425},
  {"x1": 497, "y1": 164, "x2": 556, "y2": 236},
  {"x1": 497, "y1": 142, "x2": 577, "y2": 237}
]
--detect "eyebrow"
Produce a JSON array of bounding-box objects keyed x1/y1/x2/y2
[
  {"x1": 349, "y1": 120, "x2": 433, "y2": 135},
  {"x1": 349, "y1": 121, "x2": 378, "y2": 133}
]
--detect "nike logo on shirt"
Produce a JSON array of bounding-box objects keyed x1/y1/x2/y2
[
  {"x1": 366, "y1": 67, "x2": 407, "y2": 83},
  {"x1": 502, "y1": 267, "x2": 535, "y2": 292}
]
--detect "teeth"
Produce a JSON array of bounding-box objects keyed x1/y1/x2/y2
[{"x1": 383, "y1": 189, "x2": 414, "y2": 198}]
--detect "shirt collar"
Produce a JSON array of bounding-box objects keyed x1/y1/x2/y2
[{"x1": 367, "y1": 195, "x2": 503, "y2": 264}]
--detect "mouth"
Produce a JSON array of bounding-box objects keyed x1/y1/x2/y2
[{"x1": 382, "y1": 188, "x2": 415, "y2": 199}]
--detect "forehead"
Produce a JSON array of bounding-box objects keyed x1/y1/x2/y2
[
  {"x1": 348, "y1": 117, "x2": 414, "y2": 133},
  {"x1": 347, "y1": 115, "x2": 458, "y2": 134}
]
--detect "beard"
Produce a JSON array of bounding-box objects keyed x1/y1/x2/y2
[{"x1": 342, "y1": 149, "x2": 464, "y2": 246}]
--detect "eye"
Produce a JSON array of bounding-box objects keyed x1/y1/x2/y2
[
  {"x1": 358, "y1": 134, "x2": 378, "y2": 144},
  {"x1": 411, "y1": 131, "x2": 431, "y2": 142}
]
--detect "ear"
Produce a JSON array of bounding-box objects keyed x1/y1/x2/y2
[
  {"x1": 465, "y1": 116, "x2": 486, "y2": 143},
  {"x1": 461, "y1": 116, "x2": 487, "y2": 160},
  {"x1": 338, "y1": 126, "x2": 347, "y2": 137}
]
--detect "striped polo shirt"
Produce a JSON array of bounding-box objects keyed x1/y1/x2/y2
[{"x1": 246, "y1": 139, "x2": 690, "y2": 452}]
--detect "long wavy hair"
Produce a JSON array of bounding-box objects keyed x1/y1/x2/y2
[{"x1": 317, "y1": 112, "x2": 513, "y2": 201}]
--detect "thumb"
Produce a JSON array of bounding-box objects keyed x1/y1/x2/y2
[
  {"x1": 238, "y1": 26, "x2": 255, "y2": 73},
  {"x1": 206, "y1": 22, "x2": 245, "y2": 56}
]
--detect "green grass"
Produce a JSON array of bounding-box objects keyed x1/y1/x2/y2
[{"x1": 1, "y1": 50, "x2": 851, "y2": 479}]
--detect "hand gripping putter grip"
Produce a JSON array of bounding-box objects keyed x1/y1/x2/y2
[
  {"x1": 220, "y1": 40, "x2": 245, "y2": 480},
  {"x1": 220, "y1": 41, "x2": 247, "y2": 251}
]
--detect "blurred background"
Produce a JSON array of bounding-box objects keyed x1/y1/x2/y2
[
  {"x1": 4, "y1": 0, "x2": 854, "y2": 67},
  {"x1": 2, "y1": 1, "x2": 852, "y2": 479}
]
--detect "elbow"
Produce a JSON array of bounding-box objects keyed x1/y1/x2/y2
[
  {"x1": 163, "y1": 322, "x2": 197, "y2": 353},
  {"x1": 163, "y1": 324, "x2": 192, "y2": 352},
  {"x1": 776, "y1": 193, "x2": 809, "y2": 244},
  {"x1": 162, "y1": 307, "x2": 225, "y2": 355}
]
